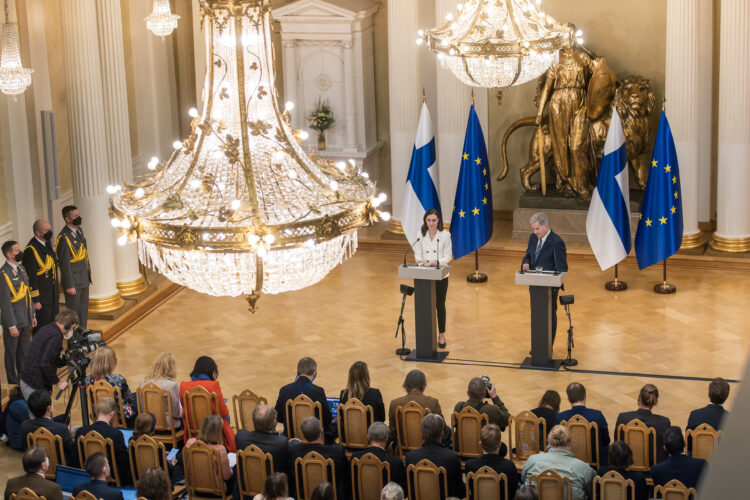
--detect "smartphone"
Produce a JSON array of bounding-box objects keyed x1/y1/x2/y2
[{"x1": 167, "y1": 448, "x2": 178, "y2": 461}]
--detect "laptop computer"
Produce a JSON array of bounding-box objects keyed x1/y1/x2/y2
[
  {"x1": 118, "y1": 488, "x2": 137, "y2": 500},
  {"x1": 120, "y1": 428, "x2": 134, "y2": 444},
  {"x1": 55, "y1": 465, "x2": 89, "y2": 498},
  {"x1": 326, "y1": 397, "x2": 340, "y2": 418}
]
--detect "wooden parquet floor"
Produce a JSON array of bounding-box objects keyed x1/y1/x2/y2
[{"x1": 1, "y1": 248, "x2": 748, "y2": 485}]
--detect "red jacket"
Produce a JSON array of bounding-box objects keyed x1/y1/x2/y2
[{"x1": 179, "y1": 379, "x2": 236, "y2": 452}]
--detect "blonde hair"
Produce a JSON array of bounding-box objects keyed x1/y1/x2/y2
[
  {"x1": 197, "y1": 415, "x2": 224, "y2": 445},
  {"x1": 89, "y1": 347, "x2": 117, "y2": 379},
  {"x1": 547, "y1": 425, "x2": 571, "y2": 448},
  {"x1": 149, "y1": 352, "x2": 177, "y2": 381},
  {"x1": 346, "y1": 361, "x2": 371, "y2": 401}
]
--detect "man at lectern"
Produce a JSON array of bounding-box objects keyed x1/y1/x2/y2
[
  {"x1": 414, "y1": 209, "x2": 452, "y2": 348},
  {"x1": 521, "y1": 212, "x2": 568, "y2": 344}
]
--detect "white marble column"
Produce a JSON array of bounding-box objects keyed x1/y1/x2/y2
[
  {"x1": 96, "y1": 0, "x2": 147, "y2": 296},
  {"x1": 343, "y1": 42, "x2": 358, "y2": 151},
  {"x1": 60, "y1": 0, "x2": 123, "y2": 311},
  {"x1": 711, "y1": 0, "x2": 750, "y2": 252},
  {"x1": 665, "y1": 0, "x2": 703, "y2": 249},
  {"x1": 697, "y1": 0, "x2": 713, "y2": 222}
]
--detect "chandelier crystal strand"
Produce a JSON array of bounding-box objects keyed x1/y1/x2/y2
[
  {"x1": 0, "y1": 0, "x2": 33, "y2": 96},
  {"x1": 112, "y1": 0, "x2": 383, "y2": 312},
  {"x1": 145, "y1": 0, "x2": 180, "y2": 38}
]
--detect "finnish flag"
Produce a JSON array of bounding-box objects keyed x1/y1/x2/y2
[
  {"x1": 401, "y1": 102, "x2": 441, "y2": 246},
  {"x1": 586, "y1": 107, "x2": 632, "y2": 270}
]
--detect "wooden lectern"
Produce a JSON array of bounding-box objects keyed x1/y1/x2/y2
[{"x1": 515, "y1": 270, "x2": 567, "y2": 369}]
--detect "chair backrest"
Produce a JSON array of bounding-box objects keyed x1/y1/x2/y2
[
  {"x1": 511, "y1": 410, "x2": 546, "y2": 460},
  {"x1": 137, "y1": 382, "x2": 175, "y2": 433},
  {"x1": 232, "y1": 389, "x2": 268, "y2": 432},
  {"x1": 128, "y1": 434, "x2": 168, "y2": 485},
  {"x1": 294, "y1": 450, "x2": 337, "y2": 500},
  {"x1": 686, "y1": 423, "x2": 720, "y2": 462},
  {"x1": 529, "y1": 469, "x2": 572, "y2": 500},
  {"x1": 72, "y1": 491, "x2": 99, "y2": 500},
  {"x1": 451, "y1": 406, "x2": 490, "y2": 460},
  {"x1": 616, "y1": 419, "x2": 657, "y2": 472},
  {"x1": 183, "y1": 440, "x2": 228, "y2": 500},
  {"x1": 27, "y1": 427, "x2": 66, "y2": 478},
  {"x1": 285, "y1": 394, "x2": 322, "y2": 440},
  {"x1": 654, "y1": 479, "x2": 697, "y2": 500},
  {"x1": 395, "y1": 401, "x2": 430, "y2": 458},
  {"x1": 406, "y1": 459, "x2": 448, "y2": 500},
  {"x1": 593, "y1": 470, "x2": 635, "y2": 500},
  {"x1": 337, "y1": 398, "x2": 374, "y2": 450},
  {"x1": 561, "y1": 414, "x2": 600, "y2": 467},
  {"x1": 466, "y1": 465, "x2": 508, "y2": 500},
  {"x1": 350, "y1": 452, "x2": 391, "y2": 500},
  {"x1": 182, "y1": 385, "x2": 220, "y2": 439},
  {"x1": 9, "y1": 488, "x2": 46, "y2": 500},
  {"x1": 237, "y1": 445, "x2": 274, "y2": 498},
  {"x1": 87, "y1": 379, "x2": 126, "y2": 428},
  {"x1": 77, "y1": 430, "x2": 121, "y2": 486}
]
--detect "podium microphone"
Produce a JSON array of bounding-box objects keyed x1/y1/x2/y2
[{"x1": 403, "y1": 237, "x2": 421, "y2": 267}]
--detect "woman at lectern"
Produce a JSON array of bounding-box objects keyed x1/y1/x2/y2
[{"x1": 414, "y1": 209, "x2": 453, "y2": 348}]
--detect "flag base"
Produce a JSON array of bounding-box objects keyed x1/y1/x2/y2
[
  {"x1": 654, "y1": 282, "x2": 676, "y2": 294},
  {"x1": 467, "y1": 271, "x2": 488, "y2": 283},
  {"x1": 605, "y1": 279, "x2": 627, "y2": 291}
]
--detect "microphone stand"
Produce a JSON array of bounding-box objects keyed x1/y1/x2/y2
[
  {"x1": 394, "y1": 290, "x2": 411, "y2": 357},
  {"x1": 561, "y1": 301, "x2": 577, "y2": 367}
]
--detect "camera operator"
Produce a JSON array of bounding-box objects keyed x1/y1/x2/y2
[
  {"x1": 19, "y1": 310, "x2": 78, "y2": 400},
  {"x1": 454, "y1": 377, "x2": 511, "y2": 431}
]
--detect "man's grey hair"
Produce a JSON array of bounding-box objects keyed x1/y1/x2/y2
[
  {"x1": 530, "y1": 212, "x2": 549, "y2": 227},
  {"x1": 368, "y1": 422, "x2": 390, "y2": 444},
  {"x1": 380, "y1": 482, "x2": 404, "y2": 500}
]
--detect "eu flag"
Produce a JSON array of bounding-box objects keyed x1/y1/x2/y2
[
  {"x1": 450, "y1": 104, "x2": 493, "y2": 260},
  {"x1": 634, "y1": 110, "x2": 683, "y2": 269}
]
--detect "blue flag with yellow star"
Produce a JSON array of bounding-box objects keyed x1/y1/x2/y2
[
  {"x1": 634, "y1": 110, "x2": 683, "y2": 269},
  {"x1": 450, "y1": 104, "x2": 493, "y2": 260}
]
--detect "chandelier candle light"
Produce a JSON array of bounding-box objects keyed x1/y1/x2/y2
[
  {"x1": 112, "y1": 0, "x2": 388, "y2": 313},
  {"x1": 0, "y1": 0, "x2": 32, "y2": 96},
  {"x1": 145, "y1": 0, "x2": 180, "y2": 38}
]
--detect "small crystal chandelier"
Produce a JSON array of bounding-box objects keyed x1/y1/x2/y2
[
  {"x1": 420, "y1": 0, "x2": 570, "y2": 90},
  {"x1": 0, "y1": 0, "x2": 32, "y2": 96},
  {"x1": 145, "y1": 0, "x2": 180, "y2": 38},
  {"x1": 112, "y1": 0, "x2": 386, "y2": 312}
]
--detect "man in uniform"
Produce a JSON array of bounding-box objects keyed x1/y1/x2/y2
[
  {"x1": 56, "y1": 206, "x2": 91, "y2": 328},
  {"x1": 23, "y1": 220, "x2": 58, "y2": 331},
  {"x1": 0, "y1": 240, "x2": 36, "y2": 386}
]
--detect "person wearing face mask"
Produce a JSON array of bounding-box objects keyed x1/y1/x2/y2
[
  {"x1": 0, "y1": 240, "x2": 36, "y2": 387},
  {"x1": 56, "y1": 205, "x2": 91, "y2": 328},
  {"x1": 23, "y1": 219, "x2": 59, "y2": 332}
]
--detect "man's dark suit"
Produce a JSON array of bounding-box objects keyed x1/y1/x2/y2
[
  {"x1": 465, "y1": 454, "x2": 520, "y2": 499},
  {"x1": 235, "y1": 429, "x2": 292, "y2": 481},
  {"x1": 274, "y1": 376, "x2": 333, "y2": 441},
  {"x1": 615, "y1": 409, "x2": 671, "y2": 463},
  {"x1": 75, "y1": 421, "x2": 131, "y2": 486},
  {"x1": 650, "y1": 454, "x2": 707, "y2": 489},
  {"x1": 405, "y1": 442, "x2": 464, "y2": 498},
  {"x1": 20, "y1": 417, "x2": 77, "y2": 467},
  {"x1": 686, "y1": 403, "x2": 727, "y2": 431},
  {"x1": 290, "y1": 441, "x2": 347, "y2": 499},
  {"x1": 22, "y1": 237, "x2": 59, "y2": 331},
  {"x1": 556, "y1": 406, "x2": 610, "y2": 466},
  {"x1": 351, "y1": 446, "x2": 406, "y2": 490},
  {"x1": 4, "y1": 473, "x2": 63, "y2": 500},
  {"x1": 521, "y1": 230, "x2": 568, "y2": 343},
  {"x1": 72, "y1": 480, "x2": 123, "y2": 500}
]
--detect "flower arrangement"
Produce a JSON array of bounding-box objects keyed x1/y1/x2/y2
[{"x1": 307, "y1": 97, "x2": 335, "y2": 132}]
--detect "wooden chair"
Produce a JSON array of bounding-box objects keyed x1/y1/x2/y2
[
  {"x1": 616, "y1": 419, "x2": 657, "y2": 472},
  {"x1": 406, "y1": 459, "x2": 448, "y2": 500},
  {"x1": 561, "y1": 414, "x2": 600, "y2": 467},
  {"x1": 593, "y1": 470, "x2": 635, "y2": 500},
  {"x1": 9, "y1": 488, "x2": 46, "y2": 500},
  {"x1": 529, "y1": 469, "x2": 572, "y2": 500},
  {"x1": 26, "y1": 427, "x2": 66, "y2": 479},
  {"x1": 654, "y1": 479, "x2": 697, "y2": 499},
  {"x1": 136, "y1": 382, "x2": 184, "y2": 448},
  {"x1": 128, "y1": 434, "x2": 168, "y2": 485},
  {"x1": 686, "y1": 423, "x2": 719, "y2": 461},
  {"x1": 237, "y1": 445, "x2": 274, "y2": 499},
  {"x1": 337, "y1": 398, "x2": 374, "y2": 453},
  {"x1": 183, "y1": 440, "x2": 229, "y2": 500},
  {"x1": 294, "y1": 450, "x2": 337, "y2": 500},
  {"x1": 395, "y1": 401, "x2": 430, "y2": 459},
  {"x1": 510, "y1": 410, "x2": 546, "y2": 461},
  {"x1": 182, "y1": 385, "x2": 221, "y2": 441},
  {"x1": 87, "y1": 379, "x2": 127, "y2": 428},
  {"x1": 285, "y1": 394, "x2": 323, "y2": 440},
  {"x1": 466, "y1": 465, "x2": 508, "y2": 500},
  {"x1": 232, "y1": 389, "x2": 267, "y2": 432},
  {"x1": 350, "y1": 452, "x2": 391, "y2": 500},
  {"x1": 451, "y1": 406, "x2": 489, "y2": 463},
  {"x1": 77, "y1": 430, "x2": 122, "y2": 486},
  {"x1": 72, "y1": 491, "x2": 99, "y2": 500}
]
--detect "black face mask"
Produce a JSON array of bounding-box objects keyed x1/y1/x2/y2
[
  {"x1": 14, "y1": 251, "x2": 23, "y2": 262},
  {"x1": 71, "y1": 216, "x2": 82, "y2": 226},
  {"x1": 43, "y1": 230, "x2": 53, "y2": 241}
]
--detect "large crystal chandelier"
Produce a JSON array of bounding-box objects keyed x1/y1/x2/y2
[
  {"x1": 112, "y1": 0, "x2": 386, "y2": 312},
  {"x1": 145, "y1": 0, "x2": 180, "y2": 38},
  {"x1": 420, "y1": 0, "x2": 570, "y2": 90},
  {"x1": 0, "y1": 0, "x2": 32, "y2": 96}
]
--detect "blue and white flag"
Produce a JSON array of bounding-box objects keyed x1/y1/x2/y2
[
  {"x1": 586, "y1": 107, "x2": 632, "y2": 270},
  {"x1": 401, "y1": 102, "x2": 441, "y2": 246}
]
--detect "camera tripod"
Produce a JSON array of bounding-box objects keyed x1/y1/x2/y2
[
  {"x1": 561, "y1": 300, "x2": 577, "y2": 367},
  {"x1": 60, "y1": 363, "x2": 91, "y2": 427}
]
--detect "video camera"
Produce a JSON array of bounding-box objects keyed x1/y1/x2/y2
[{"x1": 59, "y1": 327, "x2": 106, "y2": 383}]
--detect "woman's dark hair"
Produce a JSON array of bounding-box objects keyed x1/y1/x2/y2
[
  {"x1": 190, "y1": 356, "x2": 218, "y2": 380},
  {"x1": 133, "y1": 413, "x2": 157, "y2": 439},
  {"x1": 639, "y1": 384, "x2": 659, "y2": 409},
  {"x1": 8, "y1": 385, "x2": 23, "y2": 402},
  {"x1": 136, "y1": 468, "x2": 172, "y2": 500},
  {"x1": 538, "y1": 390, "x2": 561, "y2": 413},
  {"x1": 607, "y1": 441, "x2": 634, "y2": 469},
  {"x1": 420, "y1": 208, "x2": 444, "y2": 236},
  {"x1": 261, "y1": 472, "x2": 289, "y2": 499},
  {"x1": 310, "y1": 482, "x2": 335, "y2": 500}
]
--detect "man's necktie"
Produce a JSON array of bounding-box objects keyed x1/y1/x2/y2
[{"x1": 535, "y1": 238, "x2": 542, "y2": 260}]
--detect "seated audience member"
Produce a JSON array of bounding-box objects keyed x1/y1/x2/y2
[
  {"x1": 289, "y1": 417, "x2": 347, "y2": 499},
  {"x1": 615, "y1": 384, "x2": 671, "y2": 463},
  {"x1": 465, "y1": 424, "x2": 519, "y2": 497},
  {"x1": 531, "y1": 390, "x2": 560, "y2": 440},
  {"x1": 186, "y1": 415, "x2": 234, "y2": 491},
  {"x1": 405, "y1": 414, "x2": 463, "y2": 498},
  {"x1": 650, "y1": 426, "x2": 707, "y2": 489},
  {"x1": 351, "y1": 422, "x2": 406, "y2": 490},
  {"x1": 380, "y1": 482, "x2": 404, "y2": 500},
  {"x1": 275, "y1": 357, "x2": 333, "y2": 442},
  {"x1": 20, "y1": 389, "x2": 76, "y2": 466},
  {"x1": 454, "y1": 377, "x2": 511, "y2": 431},
  {"x1": 76, "y1": 397, "x2": 131, "y2": 486},
  {"x1": 140, "y1": 352, "x2": 183, "y2": 430},
  {"x1": 136, "y1": 468, "x2": 172, "y2": 500},
  {"x1": 555, "y1": 382, "x2": 610, "y2": 464},
  {"x1": 180, "y1": 355, "x2": 236, "y2": 452},
  {"x1": 84, "y1": 346, "x2": 137, "y2": 427},
  {"x1": 253, "y1": 472, "x2": 293, "y2": 500},
  {"x1": 339, "y1": 361, "x2": 386, "y2": 423},
  {"x1": 235, "y1": 405, "x2": 292, "y2": 483},
  {"x1": 72, "y1": 453, "x2": 124, "y2": 500},
  {"x1": 3, "y1": 386, "x2": 30, "y2": 450},
  {"x1": 3, "y1": 447, "x2": 63, "y2": 500},
  {"x1": 595, "y1": 441, "x2": 648, "y2": 500},
  {"x1": 514, "y1": 485, "x2": 538, "y2": 500},
  {"x1": 388, "y1": 369, "x2": 443, "y2": 437},
  {"x1": 687, "y1": 377, "x2": 730, "y2": 431},
  {"x1": 131, "y1": 413, "x2": 177, "y2": 482},
  {"x1": 521, "y1": 425, "x2": 595, "y2": 500},
  {"x1": 309, "y1": 482, "x2": 335, "y2": 500}
]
